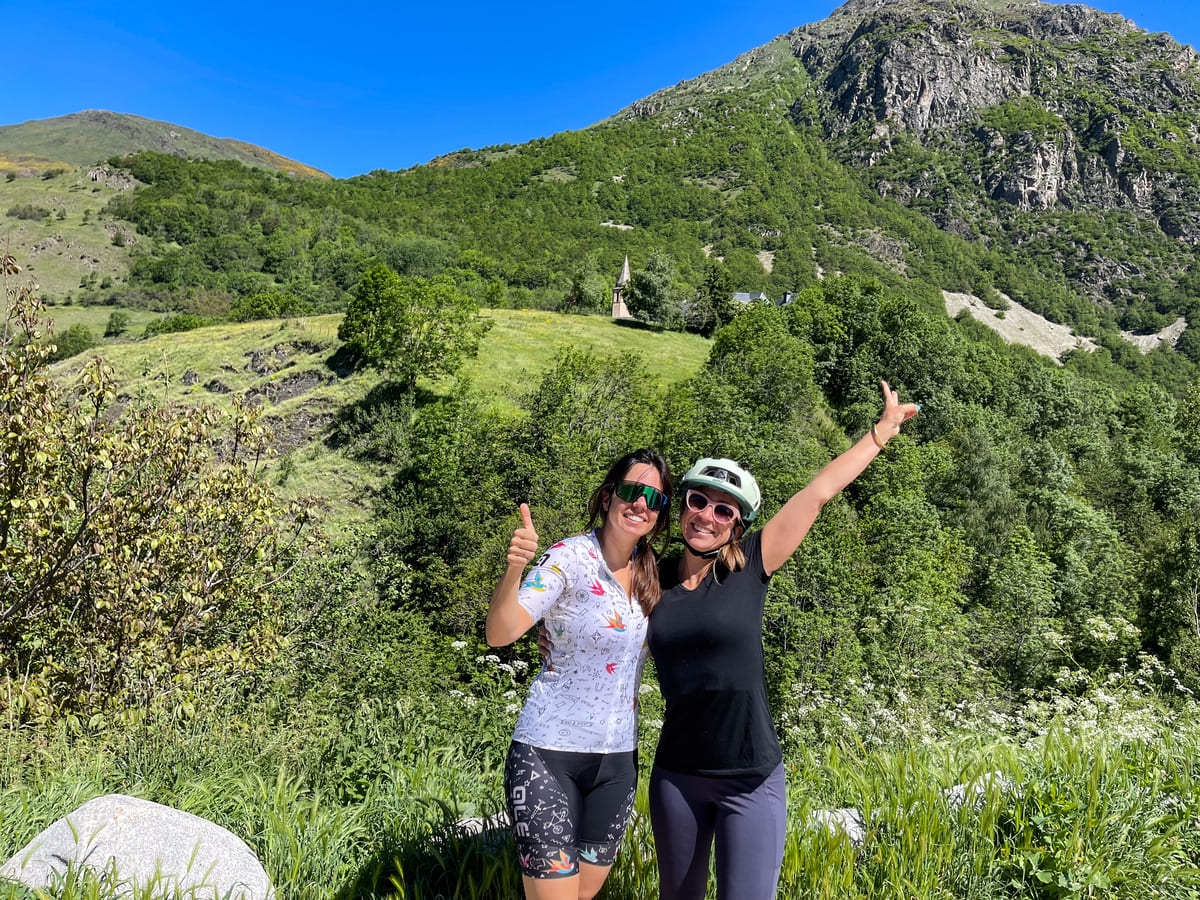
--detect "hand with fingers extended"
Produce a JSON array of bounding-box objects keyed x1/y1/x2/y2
[
  {"x1": 872, "y1": 379, "x2": 921, "y2": 448},
  {"x1": 507, "y1": 502, "x2": 539, "y2": 568},
  {"x1": 537, "y1": 623, "x2": 555, "y2": 672}
]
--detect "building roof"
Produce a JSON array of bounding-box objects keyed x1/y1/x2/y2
[{"x1": 616, "y1": 255, "x2": 632, "y2": 287}]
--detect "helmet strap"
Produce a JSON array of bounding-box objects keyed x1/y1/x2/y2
[{"x1": 681, "y1": 535, "x2": 722, "y2": 560}]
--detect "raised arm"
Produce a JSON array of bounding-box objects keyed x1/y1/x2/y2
[
  {"x1": 760, "y1": 380, "x2": 918, "y2": 575},
  {"x1": 486, "y1": 503, "x2": 539, "y2": 646}
]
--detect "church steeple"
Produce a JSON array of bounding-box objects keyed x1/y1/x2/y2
[{"x1": 611, "y1": 255, "x2": 632, "y2": 319}]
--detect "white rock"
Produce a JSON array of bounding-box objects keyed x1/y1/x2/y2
[{"x1": 0, "y1": 794, "x2": 273, "y2": 900}]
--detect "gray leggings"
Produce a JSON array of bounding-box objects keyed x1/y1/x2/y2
[{"x1": 648, "y1": 762, "x2": 786, "y2": 900}]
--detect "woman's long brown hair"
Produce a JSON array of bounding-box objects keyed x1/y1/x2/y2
[{"x1": 585, "y1": 448, "x2": 672, "y2": 616}]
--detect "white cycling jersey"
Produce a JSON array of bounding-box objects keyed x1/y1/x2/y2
[{"x1": 513, "y1": 530, "x2": 649, "y2": 753}]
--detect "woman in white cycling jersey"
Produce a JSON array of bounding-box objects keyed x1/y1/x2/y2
[{"x1": 487, "y1": 448, "x2": 672, "y2": 900}]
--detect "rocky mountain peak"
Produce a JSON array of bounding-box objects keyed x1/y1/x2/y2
[{"x1": 607, "y1": 0, "x2": 1200, "y2": 316}]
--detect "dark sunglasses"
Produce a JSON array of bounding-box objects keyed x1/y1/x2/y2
[
  {"x1": 684, "y1": 489, "x2": 740, "y2": 525},
  {"x1": 614, "y1": 481, "x2": 669, "y2": 512}
]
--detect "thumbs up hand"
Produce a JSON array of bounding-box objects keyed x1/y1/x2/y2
[{"x1": 507, "y1": 503, "x2": 539, "y2": 567}]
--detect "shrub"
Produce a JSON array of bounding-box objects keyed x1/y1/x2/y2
[
  {"x1": 6, "y1": 203, "x2": 50, "y2": 220},
  {"x1": 143, "y1": 313, "x2": 215, "y2": 337},
  {"x1": 47, "y1": 323, "x2": 97, "y2": 361},
  {"x1": 1, "y1": 281, "x2": 315, "y2": 722},
  {"x1": 228, "y1": 291, "x2": 311, "y2": 322},
  {"x1": 104, "y1": 311, "x2": 130, "y2": 337}
]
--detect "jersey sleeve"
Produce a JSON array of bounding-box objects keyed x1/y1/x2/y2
[
  {"x1": 743, "y1": 530, "x2": 770, "y2": 584},
  {"x1": 516, "y1": 540, "x2": 573, "y2": 622}
]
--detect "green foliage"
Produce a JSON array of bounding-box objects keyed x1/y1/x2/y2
[
  {"x1": 7, "y1": 264, "x2": 1200, "y2": 896},
  {"x1": 4, "y1": 676, "x2": 1200, "y2": 900},
  {"x1": 372, "y1": 347, "x2": 663, "y2": 636},
  {"x1": 337, "y1": 264, "x2": 492, "y2": 388},
  {"x1": 624, "y1": 248, "x2": 683, "y2": 327},
  {"x1": 143, "y1": 313, "x2": 218, "y2": 337},
  {"x1": 382, "y1": 234, "x2": 452, "y2": 277},
  {"x1": 47, "y1": 323, "x2": 97, "y2": 362},
  {"x1": 513, "y1": 347, "x2": 662, "y2": 505},
  {"x1": 229, "y1": 290, "x2": 310, "y2": 322},
  {"x1": 5, "y1": 203, "x2": 50, "y2": 220},
  {"x1": 565, "y1": 254, "x2": 610, "y2": 314},
  {"x1": 1141, "y1": 520, "x2": 1200, "y2": 685},
  {"x1": 686, "y1": 259, "x2": 737, "y2": 336},
  {"x1": 708, "y1": 301, "x2": 817, "y2": 425},
  {"x1": 0, "y1": 283, "x2": 314, "y2": 721},
  {"x1": 979, "y1": 97, "x2": 1065, "y2": 136},
  {"x1": 974, "y1": 525, "x2": 1060, "y2": 687},
  {"x1": 103, "y1": 310, "x2": 129, "y2": 337},
  {"x1": 70, "y1": 103, "x2": 1198, "y2": 395}
]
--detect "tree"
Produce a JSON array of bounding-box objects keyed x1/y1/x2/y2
[
  {"x1": 1142, "y1": 521, "x2": 1200, "y2": 686},
  {"x1": 1, "y1": 283, "x2": 313, "y2": 721},
  {"x1": 624, "y1": 249, "x2": 682, "y2": 328},
  {"x1": 104, "y1": 311, "x2": 130, "y2": 337},
  {"x1": 229, "y1": 290, "x2": 310, "y2": 322},
  {"x1": 383, "y1": 234, "x2": 451, "y2": 277},
  {"x1": 338, "y1": 264, "x2": 493, "y2": 388},
  {"x1": 48, "y1": 323, "x2": 97, "y2": 362},
  {"x1": 974, "y1": 524, "x2": 1060, "y2": 688},
  {"x1": 565, "y1": 255, "x2": 610, "y2": 314},
  {"x1": 686, "y1": 260, "x2": 737, "y2": 336}
]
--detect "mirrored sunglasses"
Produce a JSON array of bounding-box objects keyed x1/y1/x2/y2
[
  {"x1": 614, "y1": 481, "x2": 669, "y2": 512},
  {"x1": 684, "y1": 489, "x2": 740, "y2": 525}
]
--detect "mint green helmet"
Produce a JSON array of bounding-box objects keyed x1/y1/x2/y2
[{"x1": 679, "y1": 458, "x2": 762, "y2": 522}]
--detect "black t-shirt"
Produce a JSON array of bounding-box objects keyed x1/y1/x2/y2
[{"x1": 648, "y1": 531, "x2": 783, "y2": 778}]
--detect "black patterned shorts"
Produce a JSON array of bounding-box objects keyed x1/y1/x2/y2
[{"x1": 504, "y1": 741, "x2": 637, "y2": 878}]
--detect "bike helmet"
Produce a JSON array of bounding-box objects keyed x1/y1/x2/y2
[{"x1": 679, "y1": 457, "x2": 761, "y2": 523}]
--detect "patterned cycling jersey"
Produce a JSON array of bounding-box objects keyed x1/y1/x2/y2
[{"x1": 513, "y1": 530, "x2": 649, "y2": 753}]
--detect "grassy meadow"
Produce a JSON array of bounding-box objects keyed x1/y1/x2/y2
[
  {"x1": 41, "y1": 309, "x2": 710, "y2": 533},
  {"x1": 0, "y1": 169, "x2": 137, "y2": 300}
]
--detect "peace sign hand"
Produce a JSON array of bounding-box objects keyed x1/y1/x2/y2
[{"x1": 875, "y1": 379, "x2": 920, "y2": 446}]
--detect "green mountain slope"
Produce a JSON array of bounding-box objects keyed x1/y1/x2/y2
[
  {"x1": 0, "y1": 109, "x2": 329, "y2": 178},
  {"x1": 615, "y1": 0, "x2": 1200, "y2": 333}
]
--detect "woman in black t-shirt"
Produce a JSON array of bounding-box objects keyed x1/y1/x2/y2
[{"x1": 647, "y1": 380, "x2": 918, "y2": 900}]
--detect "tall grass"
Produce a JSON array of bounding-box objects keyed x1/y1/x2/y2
[{"x1": 4, "y1": 695, "x2": 1200, "y2": 899}]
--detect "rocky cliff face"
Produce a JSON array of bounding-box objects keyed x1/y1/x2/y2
[
  {"x1": 613, "y1": 0, "x2": 1200, "y2": 311},
  {"x1": 787, "y1": 0, "x2": 1200, "y2": 251}
]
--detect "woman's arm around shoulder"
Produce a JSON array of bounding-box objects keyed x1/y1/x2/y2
[
  {"x1": 486, "y1": 503, "x2": 540, "y2": 646},
  {"x1": 760, "y1": 380, "x2": 919, "y2": 575}
]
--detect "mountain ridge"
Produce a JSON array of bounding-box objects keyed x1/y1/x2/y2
[{"x1": 0, "y1": 110, "x2": 329, "y2": 179}]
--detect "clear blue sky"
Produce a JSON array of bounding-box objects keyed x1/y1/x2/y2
[{"x1": 6, "y1": 0, "x2": 1196, "y2": 179}]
